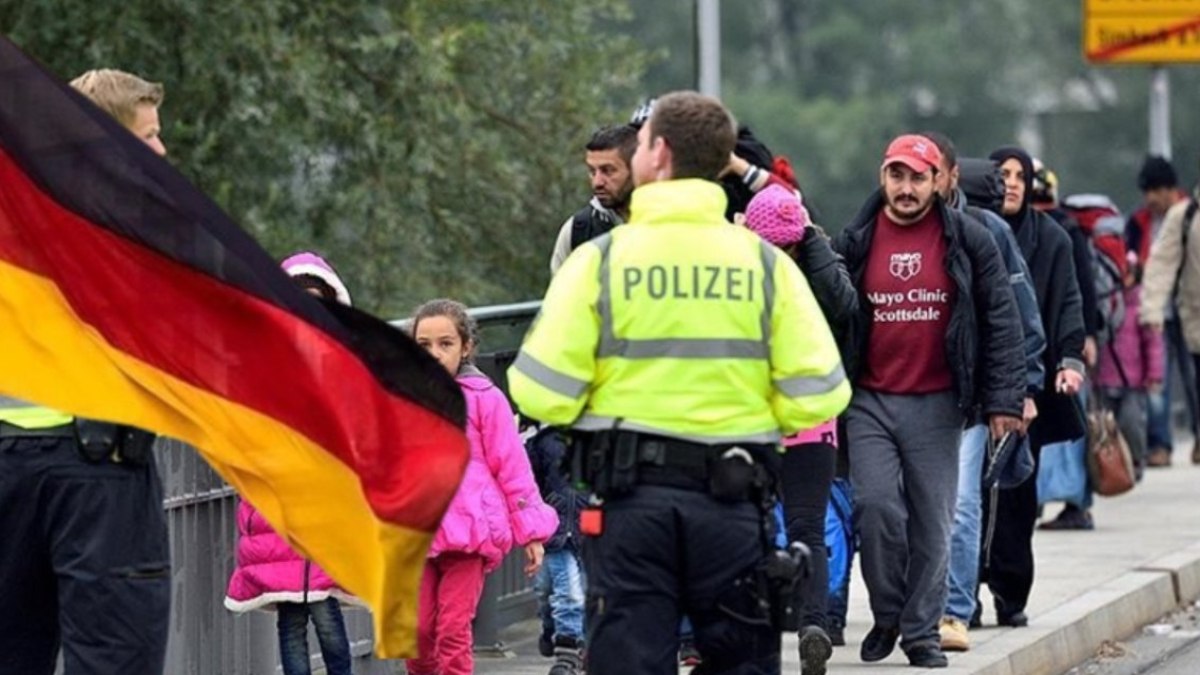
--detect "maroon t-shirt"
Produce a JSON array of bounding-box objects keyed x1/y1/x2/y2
[{"x1": 859, "y1": 207, "x2": 956, "y2": 394}]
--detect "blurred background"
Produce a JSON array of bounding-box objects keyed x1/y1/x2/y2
[{"x1": 6, "y1": 0, "x2": 1197, "y2": 315}]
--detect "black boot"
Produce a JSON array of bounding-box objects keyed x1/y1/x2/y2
[
  {"x1": 548, "y1": 636, "x2": 584, "y2": 675},
  {"x1": 798, "y1": 625, "x2": 833, "y2": 675}
]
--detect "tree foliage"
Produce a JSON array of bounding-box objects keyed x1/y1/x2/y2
[
  {"x1": 624, "y1": 1, "x2": 1200, "y2": 229},
  {"x1": 8, "y1": 0, "x2": 1200, "y2": 311},
  {"x1": 3, "y1": 0, "x2": 650, "y2": 315}
]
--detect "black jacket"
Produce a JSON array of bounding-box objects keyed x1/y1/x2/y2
[
  {"x1": 1009, "y1": 208, "x2": 1088, "y2": 445},
  {"x1": 525, "y1": 426, "x2": 587, "y2": 552},
  {"x1": 1045, "y1": 207, "x2": 1100, "y2": 337},
  {"x1": 833, "y1": 191, "x2": 1025, "y2": 419},
  {"x1": 990, "y1": 146, "x2": 1087, "y2": 445},
  {"x1": 793, "y1": 226, "x2": 858, "y2": 365}
]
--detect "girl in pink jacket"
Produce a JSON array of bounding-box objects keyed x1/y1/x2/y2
[
  {"x1": 224, "y1": 252, "x2": 357, "y2": 675},
  {"x1": 408, "y1": 298, "x2": 559, "y2": 675}
]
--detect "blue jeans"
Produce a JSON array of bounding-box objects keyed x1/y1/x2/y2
[
  {"x1": 537, "y1": 548, "x2": 585, "y2": 641},
  {"x1": 1149, "y1": 317, "x2": 1199, "y2": 449},
  {"x1": 277, "y1": 598, "x2": 352, "y2": 675},
  {"x1": 945, "y1": 424, "x2": 986, "y2": 622}
]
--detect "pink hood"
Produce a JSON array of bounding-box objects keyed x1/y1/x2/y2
[{"x1": 429, "y1": 366, "x2": 558, "y2": 571}]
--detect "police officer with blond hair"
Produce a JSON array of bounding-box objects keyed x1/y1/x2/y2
[
  {"x1": 0, "y1": 69, "x2": 170, "y2": 675},
  {"x1": 509, "y1": 90, "x2": 850, "y2": 675}
]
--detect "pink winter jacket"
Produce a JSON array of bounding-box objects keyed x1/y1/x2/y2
[
  {"x1": 1097, "y1": 286, "x2": 1165, "y2": 390},
  {"x1": 429, "y1": 366, "x2": 558, "y2": 572},
  {"x1": 224, "y1": 500, "x2": 357, "y2": 612}
]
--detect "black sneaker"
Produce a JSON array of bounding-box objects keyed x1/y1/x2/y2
[
  {"x1": 798, "y1": 625, "x2": 833, "y2": 675},
  {"x1": 969, "y1": 603, "x2": 983, "y2": 629},
  {"x1": 548, "y1": 636, "x2": 584, "y2": 675},
  {"x1": 1038, "y1": 504, "x2": 1094, "y2": 531},
  {"x1": 860, "y1": 624, "x2": 900, "y2": 663},
  {"x1": 538, "y1": 629, "x2": 554, "y2": 658},
  {"x1": 828, "y1": 624, "x2": 846, "y2": 647},
  {"x1": 997, "y1": 610, "x2": 1028, "y2": 627},
  {"x1": 906, "y1": 644, "x2": 949, "y2": 668}
]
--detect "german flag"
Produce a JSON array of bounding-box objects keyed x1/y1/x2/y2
[{"x1": 0, "y1": 38, "x2": 468, "y2": 657}]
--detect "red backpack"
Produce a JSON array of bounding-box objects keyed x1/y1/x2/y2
[{"x1": 1062, "y1": 194, "x2": 1128, "y2": 344}]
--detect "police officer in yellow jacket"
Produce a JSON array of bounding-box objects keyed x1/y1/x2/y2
[
  {"x1": 509, "y1": 91, "x2": 851, "y2": 675},
  {"x1": 0, "y1": 70, "x2": 170, "y2": 675}
]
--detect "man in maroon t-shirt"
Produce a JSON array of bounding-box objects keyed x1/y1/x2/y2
[{"x1": 833, "y1": 135, "x2": 1025, "y2": 669}]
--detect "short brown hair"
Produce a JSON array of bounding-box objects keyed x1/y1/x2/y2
[
  {"x1": 411, "y1": 298, "x2": 479, "y2": 365},
  {"x1": 647, "y1": 91, "x2": 736, "y2": 181},
  {"x1": 69, "y1": 69, "x2": 164, "y2": 128}
]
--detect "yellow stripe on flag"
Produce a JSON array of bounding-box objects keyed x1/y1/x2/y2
[{"x1": 0, "y1": 257, "x2": 428, "y2": 656}]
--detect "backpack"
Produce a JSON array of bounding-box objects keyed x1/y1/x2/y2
[
  {"x1": 824, "y1": 477, "x2": 855, "y2": 597},
  {"x1": 568, "y1": 205, "x2": 618, "y2": 252},
  {"x1": 1062, "y1": 194, "x2": 1128, "y2": 344}
]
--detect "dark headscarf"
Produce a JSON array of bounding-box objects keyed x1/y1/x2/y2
[{"x1": 988, "y1": 146, "x2": 1034, "y2": 231}]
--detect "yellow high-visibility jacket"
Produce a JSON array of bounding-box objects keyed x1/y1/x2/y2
[
  {"x1": 509, "y1": 179, "x2": 850, "y2": 444},
  {"x1": 0, "y1": 394, "x2": 73, "y2": 428}
]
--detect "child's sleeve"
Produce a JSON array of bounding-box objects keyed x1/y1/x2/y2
[{"x1": 480, "y1": 388, "x2": 560, "y2": 546}]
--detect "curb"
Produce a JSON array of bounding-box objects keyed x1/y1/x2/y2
[
  {"x1": 946, "y1": 545, "x2": 1200, "y2": 675},
  {"x1": 1138, "y1": 541, "x2": 1200, "y2": 605}
]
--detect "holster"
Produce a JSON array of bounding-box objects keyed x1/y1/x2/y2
[
  {"x1": 759, "y1": 541, "x2": 811, "y2": 632},
  {"x1": 708, "y1": 448, "x2": 764, "y2": 503},
  {"x1": 73, "y1": 419, "x2": 155, "y2": 465},
  {"x1": 714, "y1": 542, "x2": 810, "y2": 632},
  {"x1": 577, "y1": 429, "x2": 641, "y2": 499}
]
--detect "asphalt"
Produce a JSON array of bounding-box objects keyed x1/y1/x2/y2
[{"x1": 423, "y1": 444, "x2": 1200, "y2": 675}]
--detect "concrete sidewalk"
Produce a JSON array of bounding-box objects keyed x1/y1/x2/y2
[{"x1": 467, "y1": 457, "x2": 1200, "y2": 675}]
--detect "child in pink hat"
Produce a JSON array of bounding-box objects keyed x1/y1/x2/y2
[
  {"x1": 741, "y1": 183, "x2": 858, "y2": 668},
  {"x1": 742, "y1": 183, "x2": 812, "y2": 249}
]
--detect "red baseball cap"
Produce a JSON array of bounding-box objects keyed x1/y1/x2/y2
[{"x1": 881, "y1": 134, "x2": 942, "y2": 174}]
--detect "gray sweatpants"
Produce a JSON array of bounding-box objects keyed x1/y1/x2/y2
[{"x1": 845, "y1": 389, "x2": 962, "y2": 651}]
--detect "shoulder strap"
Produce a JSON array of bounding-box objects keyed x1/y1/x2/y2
[
  {"x1": 1106, "y1": 340, "x2": 1131, "y2": 388},
  {"x1": 1173, "y1": 199, "x2": 1198, "y2": 297},
  {"x1": 569, "y1": 207, "x2": 594, "y2": 251},
  {"x1": 1184, "y1": 199, "x2": 1198, "y2": 252}
]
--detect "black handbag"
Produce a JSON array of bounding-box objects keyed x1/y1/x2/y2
[{"x1": 1029, "y1": 392, "x2": 1088, "y2": 447}]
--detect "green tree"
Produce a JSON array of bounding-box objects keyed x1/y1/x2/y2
[
  {"x1": 623, "y1": 0, "x2": 1200, "y2": 227},
  {"x1": 3, "y1": 0, "x2": 650, "y2": 315}
]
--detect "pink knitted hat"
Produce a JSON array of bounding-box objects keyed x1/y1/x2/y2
[{"x1": 744, "y1": 184, "x2": 810, "y2": 247}]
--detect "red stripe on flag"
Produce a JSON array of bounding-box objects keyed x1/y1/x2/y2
[{"x1": 0, "y1": 147, "x2": 464, "y2": 530}]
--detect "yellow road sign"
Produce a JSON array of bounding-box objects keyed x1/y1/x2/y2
[{"x1": 1084, "y1": 0, "x2": 1200, "y2": 63}]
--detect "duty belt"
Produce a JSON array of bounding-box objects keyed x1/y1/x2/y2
[
  {"x1": 0, "y1": 421, "x2": 75, "y2": 439},
  {"x1": 630, "y1": 433, "x2": 775, "y2": 491}
]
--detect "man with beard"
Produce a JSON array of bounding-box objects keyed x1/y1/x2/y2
[
  {"x1": 550, "y1": 124, "x2": 638, "y2": 274},
  {"x1": 833, "y1": 135, "x2": 1025, "y2": 668},
  {"x1": 981, "y1": 146, "x2": 1086, "y2": 627},
  {"x1": 921, "y1": 132, "x2": 1045, "y2": 653},
  {"x1": 512, "y1": 91, "x2": 851, "y2": 675}
]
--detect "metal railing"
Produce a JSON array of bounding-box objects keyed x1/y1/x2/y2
[{"x1": 158, "y1": 301, "x2": 541, "y2": 673}]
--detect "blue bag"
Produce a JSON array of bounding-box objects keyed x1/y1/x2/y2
[
  {"x1": 825, "y1": 478, "x2": 855, "y2": 596},
  {"x1": 1036, "y1": 436, "x2": 1088, "y2": 506}
]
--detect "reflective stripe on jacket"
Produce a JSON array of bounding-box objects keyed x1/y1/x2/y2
[
  {"x1": 0, "y1": 394, "x2": 73, "y2": 428},
  {"x1": 509, "y1": 179, "x2": 851, "y2": 444}
]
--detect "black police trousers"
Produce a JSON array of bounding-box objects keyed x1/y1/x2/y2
[
  {"x1": 583, "y1": 484, "x2": 780, "y2": 675},
  {"x1": 0, "y1": 436, "x2": 170, "y2": 675}
]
